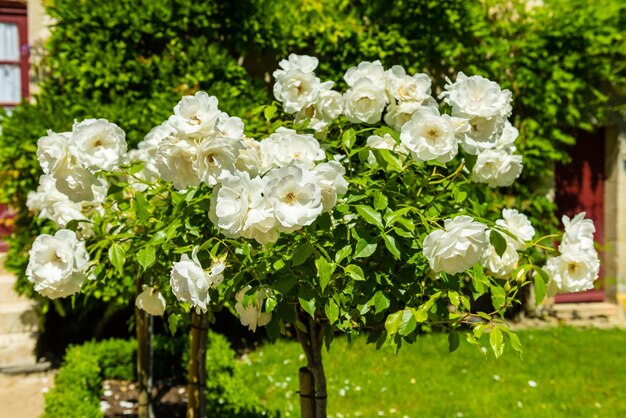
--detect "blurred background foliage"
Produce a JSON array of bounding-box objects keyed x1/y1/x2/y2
[{"x1": 0, "y1": 0, "x2": 624, "y2": 346}]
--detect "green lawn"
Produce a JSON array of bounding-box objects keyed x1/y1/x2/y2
[{"x1": 238, "y1": 327, "x2": 626, "y2": 418}]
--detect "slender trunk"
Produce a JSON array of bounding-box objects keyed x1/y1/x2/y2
[
  {"x1": 135, "y1": 299, "x2": 152, "y2": 418},
  {"x1": 296, "y1": 309, "x2": 328, "y2": 418},
  {"x1": 299, "y1": 367, "x2": 315, "y2": 418},
  {"x1": 187, "y1": 311, "x2": 209, "y2": 418}
]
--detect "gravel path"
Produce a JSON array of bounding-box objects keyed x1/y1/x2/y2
[{"x1": 0, "y1": 371, "x2": 54, "y2": 418}]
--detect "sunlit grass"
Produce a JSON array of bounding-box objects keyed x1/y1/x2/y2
[{"x1": 238, "y1": 326, "x2": 626, "y2": 417}]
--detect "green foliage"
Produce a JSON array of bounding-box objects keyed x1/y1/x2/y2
[{"x1": 42, "y1": 333, "x2": 276, "y2": 417}]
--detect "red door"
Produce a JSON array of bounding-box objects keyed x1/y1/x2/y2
[{"x1": 554, "y1": 129, "x2": 605, "y2": 302}]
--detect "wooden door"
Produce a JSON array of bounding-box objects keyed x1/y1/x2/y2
[{"x1": 554, "y1": 129, "x2": 605, "y2": 302}]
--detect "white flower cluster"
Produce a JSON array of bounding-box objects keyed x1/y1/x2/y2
[
  {"x1": 144, "y1": 91, "x2": 347, "y2": 244},
  {"x1": 544, "y1": 213, "x2": 600, "y2": 293},
  {"x1": 441, "y1": 74, "x2": 522, "y2": 187},
  {"x1": 273, "y1": 55, "x2": 523, "y2": 188},
  {"x1": 135, "y1": 285, "x2": 167, "y2": 316},
  {"x1": 28, "y1": 119, "x2": 127, "y2": 231},
  {"x1": 170, "y1": 248, "x2": 225, "y2": 313},
  {"x1": 422, "y1": 209, "x2": 535, "y2": 276},
  {"x1": 25, "y1": 229, "x2": 92, "y2": 299}
]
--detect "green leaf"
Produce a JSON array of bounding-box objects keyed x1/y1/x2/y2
[
  {"x1": 373, "y1": 149, "x2": 403, "y2": 172},
  {"x1": 167, "y1": 314, "x2": 181, "y2": 335},
  {"x1": 385, "y1": 310, "x2": 403, "y2": 335},
  {"x1": 534, "y1": 267, "x2": 548, "y2": 305},
  {"x1": 334, "y1": 245, "x2": 352, "y2": 264},
  {"x1": 265, "y1": 297, "x2": 277, "y2": 313},
  {"x1": 292, "y1": 243, "x2": 314, "y2": 266},
  {"x1": 264, "y1": 104, "x2": 276, "y2": 121},
  {"x1": 370, "y1": 291, "x2": 390, "y2": 314},
  {"x1": 325, "y1": 299, "x2": 339, "y2": 324},
  {"x1": 341, "y1": 128, "x2": 357, "y2": 149},
  {"x1": 315, "y1": 257, "x2": 335, "y2": 291},
  {"x1": 299, "y1": 298, "x2": 316, "y2": 317},
  {"x1": 489, "y1": 230, "x2": 508, "y2": 257},
  {"x1": 382, "y1": 234, "x2": 401, "y2": 259},
  {"x1": 355, "y1": 239, "x2": 377, "y2": 258},
  {"x1": 345, "y1": 264, "x2": 365, "y2": 281},
  {"x1": 398, "y1": 309, "x2": 417, "y2": 336},
  {"x1": 490, "y1": 327, "x2": 504, "y2": 359},
  {"x1": 356, "y1": 205, "x2": 384, "y2": 230},
  {"x1": 373, "y1": 191, "x2": 388, "y2": 211},
  {"x1": 412, "y1": 307, "x2": 428, "y2": 323},
  {"x1": 137, "y1": 246, "x2": 156, "y2": 271},
  {"x1": 507, "y1": 331, "x2": 523, "y2": 357},
  {"x1": 108, "y1": 243, "x2": 126, "y2": 275},
  {"x1": 384, "y1": 207, "x2": 412, "y2": 227},
  {"x1": 134, "y1": 193, "x2": 150, "y2": 222},
  {"x1": 490, "y1": 286, "x2": 507, "y2": 312},
  {"x1": 448, "y1": 332, "x2": 460, "y2": 353}
]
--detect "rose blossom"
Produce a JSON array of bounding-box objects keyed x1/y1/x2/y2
[
  {"x1": 422, "y1": 215, "x2": 488, "y2": 274},
  {"x1": 135, "y1": 285, "x2": 167, "y2": 316},
  {"x1": 400, "y1": 108, "x2": 458, "y2": 163},
  {"x1": 234, "y1": 286, "x2": 272, "y2": 332},
  {"x1": 26, "y1": 229, "x2": 91, "y2": 299},
  {"x1": 70, "y1": 119, "x2": 127, "y2": 172},
  {"x1": 495, "y1": 209, "x2": 535, "y2": 249},
  {"x1": 170, "y1": 249, "x2": 224, "y2": 313},
  {"x1": 544, "y1": 249, "x2": 599, "y2": 293},
  {"x1": 441, "y1": 72, "x2": 513, "y2": 119},
  {"x1": 482, "y1": 231, "x2": 520, "y2": 278},
  {"x1": 471, "y1": 149, "x2": 523, "y2": 187},
  {"x1": 343, "y1": 77, "x2": 388, "y2": 124}
]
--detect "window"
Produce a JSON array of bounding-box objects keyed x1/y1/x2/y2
[{"x1": 0, "y1": 1, "x2": 28, "y2": 109}]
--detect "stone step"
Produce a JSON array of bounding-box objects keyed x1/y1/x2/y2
[
  {"x1": 0, "y1": 274, "x2": 27, "y2": 304},
  {"x1": 552, "y1": 302, "x2": 622, "y2": 320},
  {"x1": 0, "y1": 332, "x2": 38, "y2": 368},
  {"x1": 0, "y1": 302, "x2": 38, "y2": 334}
]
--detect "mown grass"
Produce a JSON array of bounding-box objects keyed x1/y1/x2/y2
[{"x1": 238, "y1": 326, "x2": 626, "y2": 418}]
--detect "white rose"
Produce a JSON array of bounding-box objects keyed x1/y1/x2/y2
[
  {"x1": 459, "y1": 115, "x2": 505, "y2": 155},
  {"x1": 215, "y1": 116, "x2": 245, "y2": 140},
  {"x1": 170, "y1": 249, "x2": 224, "y2": 313},
  {"x1": 495, "y1": 209, "x2": 535, "y2": 249},
  {"x1": 155, "y1": 137, "x2": 200, "y2": 190},
  {"x1": 235, "y1": 286, "x2": 272, "y2": 332},
  {"x1": 544, "y1": 248, "x2": 599, "y2": 293},
  {"x1": 385, "y1": 66, "x2": 433, "y2": 103},
  {"x1": 343, "y1": 78, "x2": 388, "y2": 125},
  {"x1": 384, "y1": 101, "x2": 436, "y2": 132},
  {"x1": 135, "y1": 285, "x2": 166, "y2": 316},
  {"x1": 494, "y1": 121, "x2": 519, "y2": 152},
  {"x1": 343, "y1": 60, "x2": 386, "y2": 87},
  {"x1": 441, "y1": 72, "x2": 513, "y2": 119},
  {"x1": 265, "y1": 164, "x2": 323, "y2": 232},
  {"x1": 27, "y1": 175, "x2": 84, "y2": 225},
  {"x1": 235, "y1": 137, "x2": 263, "y2": 177},
  {"x1": 168, "y1": 91, "x2": 225, "y2": 137},
  {"x1": 70, "y1": 119, "x2": 127, "y2": 172},
  {"x1": 273, "y1": 54, "x2": 319, "y2": 75},
  {"x1": 400, "y1": 108, "x2": 458, "y2": 163},
  {"x1": 423, "y1": 215, "x2": 488, "y2": 275},
  {"x1": 471, "y1": 149, "x2": 523, "y2": 187},
  {"x1": 37, "y1": 130, "x2": 71, "y2": 174},
  {"x1": 560, "y1": 212, "x2": 595, "y2": 252},
  {"x1": 312, "y1": 161, "x2": 348, "y2": 212},
  {"x1": 26, "y1": 229, "x2": 91, "y2": 299},
  {"x1": 53, "y1": 155, "x2": 103, "y2": 202},
  {"x1": 273, "y1": 69, "x2": 321, "y2": 114},
  {"x1": 314, "y1": 87, "x2": 343, "y2": 123},
  {"x1": 210, "y1": 172, "x2": 278, "y2": 244},
  {"x1": 481, "y1": 231, "x2": 520, "y2": 278},
  {"x1": 194, "y1": 137, "x2": 241, "y2": 186},
  {"x1": 260, "y1": 127, "x2": 325, "y2": 172}
]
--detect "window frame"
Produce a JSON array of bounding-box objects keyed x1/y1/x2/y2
[{"x1": 0, "y1": 2, "x2": 29, "y2": 107}]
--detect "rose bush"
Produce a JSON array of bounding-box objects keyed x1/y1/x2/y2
[{"x1": 23, "y1": 54, "x2": 600, "y2": 417}]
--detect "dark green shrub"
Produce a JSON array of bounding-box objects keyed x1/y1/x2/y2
[{"x1": 42, "y1": 333, "x2": 277, "y2": 417}]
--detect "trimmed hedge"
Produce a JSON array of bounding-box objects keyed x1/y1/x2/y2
[{"x1": 42, "y1": 332, "x2": 278, "y2": 417}]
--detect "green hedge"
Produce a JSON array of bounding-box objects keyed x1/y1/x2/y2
[{"x1": 43, "y1": 332, "x2": 277, "y2": 417}]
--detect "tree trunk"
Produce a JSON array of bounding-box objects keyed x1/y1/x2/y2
[
  {"x1": 299, "y1": 367, "x2": 316, "y2": 418},
  {"x1": 296, "y1": 309, "x2": 328, "y2": 418},
  {"x1": 187, "y1": 311, "x2": 209, "y2": 418},
  {"x1": 135, "y1": 300, "x2": 153, "y2": 418}
]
